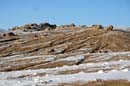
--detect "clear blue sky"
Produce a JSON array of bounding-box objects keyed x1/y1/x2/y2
[{"x1": 0, "y1": 0, "x2": 130, "y2": 29}]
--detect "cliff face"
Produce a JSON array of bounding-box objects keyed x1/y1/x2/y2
[{"x1": 0, "y1": 23, "x2": 130, "y2": 86}]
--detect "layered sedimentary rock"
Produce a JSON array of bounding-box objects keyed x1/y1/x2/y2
[{"x1": 0, "y1": 23, "x2": 130, "y2": 86}]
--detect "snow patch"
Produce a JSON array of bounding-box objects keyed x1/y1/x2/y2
[
  {"x1": 119, "y1": 59, "x2": 123, "y2": 62},
  {"x1": 36, "y1": 71, "x2": 130, "y2": 84},
  {"x1": 97, "y1": 70, "x2": 104, "y2": 73},
  {"x1": 110, "y1": 70, "x2": 117, "y2": 72},
  {"x1": 33, "y1": 73, "x2": 37, "y2": 76},
  {"x1": 60, "y1": 55, "x2": 85, "y2": 62},
  {"x1": 44, "y1": 57, "x2": 56, "y2": 62},
  {"x1": 123, "y1": 69, "x2": 129, "y2": 72}
]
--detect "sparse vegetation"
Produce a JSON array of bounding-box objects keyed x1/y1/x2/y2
[{"x1": 60, "y1": 80, "x2": 130, "y2": 86}]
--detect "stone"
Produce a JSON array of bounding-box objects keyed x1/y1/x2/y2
[
  {"x1": 10, "y1": 22, "x2": 57, "y2": 32},
  {"x1": 70, "y1": 23, "x2": 75, "y2": 27},
  {"x1": 2, "y1": 32, "x2": 16, "y2": 37},
  {"x1": 106, "y1": 25, "x2": 113, "y2": 31},
  {"x1": 92, "y1": 25, "x2": 102, "y2": 29}
]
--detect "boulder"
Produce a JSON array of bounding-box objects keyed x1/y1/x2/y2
[
  {"x1": 40, "y1": 23, "x2": 57, "y2": 30},
  {"x1": 11, "y1": 27, "x2": 21, "y2": 31},
  {"x1": 92, "y1": 25, "x2": 102, "y2": 29},
  {"x1": 106, "y1": 25, "x2": 113, "y2": 31},
  {"x1": 2, "y1": 32, "x2": 16, "y2": 37},
  {"x1": 70, "y1": 23, "x2": 75, "y2": 27}
]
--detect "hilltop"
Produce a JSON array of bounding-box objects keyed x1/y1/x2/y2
[{"x1": 0, "y1": 23, "x2": 130, "y2": 86}]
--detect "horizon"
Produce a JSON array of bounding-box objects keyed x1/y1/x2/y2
[{"x1": 0, "y1": 0, "x2": 130, "y2": 29}]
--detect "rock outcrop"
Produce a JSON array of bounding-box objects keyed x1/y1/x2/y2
[
  {"x1": 92, "y1": 24, "x2": 102, "y2": 29},
  {"x1": 106, "y1": 25, "x2": 113, "y2": 31},
  {"x1": 11, "y1": 22, "x2": 57, "y2": 32},
  {"x1": 0, "y1": 23, "x2": 130, "y2": 86}
]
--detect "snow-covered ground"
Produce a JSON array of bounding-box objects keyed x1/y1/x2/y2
[
  {"x1": 0, "y1": 52, "x2": 130, "y2": 86},
  {"x1": 0, "y1": 71, "x2": 130, "y2": 86}
]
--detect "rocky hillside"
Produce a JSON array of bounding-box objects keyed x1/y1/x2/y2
[{"x1": 0, "y1": 23, "x2": 130, "y2": 86}]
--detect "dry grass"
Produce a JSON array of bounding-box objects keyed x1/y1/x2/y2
[{"x1": 60, "y1": 80, "x2": 130, "y2": 86}]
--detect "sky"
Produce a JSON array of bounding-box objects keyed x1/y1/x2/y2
[{"x1": 0, "y1": 0, "x2": 130, "y2": 29}]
